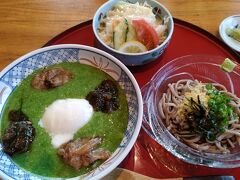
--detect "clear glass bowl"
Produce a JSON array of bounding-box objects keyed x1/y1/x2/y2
[{"x1": 142, "y1": 54, "x2": 240, "y2": 168}]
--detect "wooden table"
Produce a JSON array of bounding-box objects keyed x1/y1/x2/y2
[
  {"x1": 0, "y1": 0, "x2": 240, "y2": 179},
  {"x1": 0, "y1": 0, "x2": 239, "y2": 70}
]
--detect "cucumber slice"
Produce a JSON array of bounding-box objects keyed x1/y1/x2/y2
[
  {"x1": 113, "y1": 19, "x2": 128, "y2": 50},
  {"x1": 127, "y1": 22, "x2": 137, "y2": 41}
]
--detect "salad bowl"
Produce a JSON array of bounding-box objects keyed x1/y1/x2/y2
[{"x1": 93, "y1": 0, "x2": 174, "y2": 66}]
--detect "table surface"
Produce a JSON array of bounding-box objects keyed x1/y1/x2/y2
[
  {"x1": 0, "y1": 0, "x2": 240, "y2": 70},
  {"x1": 0, "y1": 0, "x2": 240, "y2": 179}
]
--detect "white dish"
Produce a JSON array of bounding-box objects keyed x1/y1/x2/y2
[{"x1": 219, "y1": 15, "x2": 240, "y2": 52}]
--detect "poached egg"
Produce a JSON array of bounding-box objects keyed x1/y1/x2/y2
[{"x1": 39, "y1": 99, "x2": 93, "y2": 148}]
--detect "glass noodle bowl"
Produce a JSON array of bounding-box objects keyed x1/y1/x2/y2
[{"x1": 142, "y1": 55, "x2": 240, "y2": 168}]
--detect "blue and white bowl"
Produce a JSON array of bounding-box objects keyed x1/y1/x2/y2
[
  {"x1": 93, "y1": 0, "x2": 174, "y2": 66},
  {"x1": 0, "y1": 44, "x2": 143, "y2": 179}
]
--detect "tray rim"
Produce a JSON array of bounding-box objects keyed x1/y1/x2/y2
[
  {"x1": 43, "y1": 18, "x2": 240, "y2": 60},
  {"x1": 41, "y1": 18, "x2": 240, "y2": 178}
]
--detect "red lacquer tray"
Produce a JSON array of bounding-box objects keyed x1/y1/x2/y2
[{"x1": 44, "y1": 18, "x2": 240, "y2": 179}]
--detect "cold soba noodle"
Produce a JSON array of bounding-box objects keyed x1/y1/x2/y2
[{"x1": 158, "y1": 79, "x2": 240, "y2": 153}]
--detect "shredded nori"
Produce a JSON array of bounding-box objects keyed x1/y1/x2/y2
[{"x1": 185, "y1": 84, "x2": 236, "y2": 141}]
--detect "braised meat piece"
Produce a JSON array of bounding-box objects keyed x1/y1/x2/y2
[
  {"x1": 8, "y1": 109, "x2": 28, "y2": 122},
  {"x1": 58, "y1": 137, "x2": 111, "y2": 170},
  {"x1": 86, "y1": 79, "x2": 119, "y2": 113},
  {"x1": 31, "y1": 67, "x2": 73, "y2": 90},
  {"x1": 2, "y1": 121, "x2": 35, "y2": 156}
]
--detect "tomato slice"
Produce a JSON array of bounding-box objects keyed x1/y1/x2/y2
[{"x1": 132, "y1": 19, "x2": 159, "y2": 50}]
